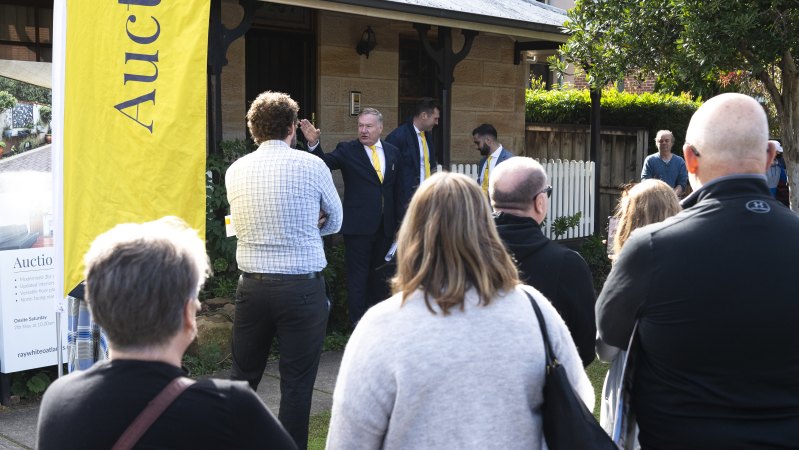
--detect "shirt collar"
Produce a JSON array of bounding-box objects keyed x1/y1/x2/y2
[
  {"x1": 490, "y1": 146, "x2": 503, "y2": 159},
  {"x1": 680, "y1": 173, "x2": 769, "y2": 207},
  {"x1": 259, "y1": 140, "x2": 291, "y2": 151},
  {"x1": 364, "y1": 140, "x2": 382, "y2": 150}
]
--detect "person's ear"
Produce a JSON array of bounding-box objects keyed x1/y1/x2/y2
[
  {"x1": 534, "y1": 192, "x2": 547, "y2": 215},
  {"x1": 684, "y1": 144, "x2": 699, "y2": 174},
  {"x1": 766, "y1": 142, "x2": 777, "y2": 171},
  {"x1": 183, "y1": 298, "x2": 199, "y2": 339}
]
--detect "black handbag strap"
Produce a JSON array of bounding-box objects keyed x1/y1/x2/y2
[
  {"x1": 111, "y1": 376, "x2": 195, "y2": 450},
  {"x1": 523, "y1": 290, "x2": 559, "y2": 371}
]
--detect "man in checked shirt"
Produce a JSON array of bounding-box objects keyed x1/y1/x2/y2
[{"x1": 225, "y1": 91, "x2": 342, "y2": 450}]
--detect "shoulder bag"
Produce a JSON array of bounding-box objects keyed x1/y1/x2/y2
[
  {"x1": 524, "y1": 291, "x2": 617, "y2": 450},
  {"x1": 111, "y1": 376, "x2": 196, "y2": 450}
]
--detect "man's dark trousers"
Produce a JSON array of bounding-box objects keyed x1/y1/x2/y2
[
  {"x1": 230, "y1": 275, "x2": 329, "y2": 450},
  {"x1": 344, "y1": 230, "x2": 392, "y2": 326}
]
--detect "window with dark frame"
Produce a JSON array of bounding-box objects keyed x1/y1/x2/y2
[
  {"x1": 0, "y1": 2, "x2": 53, "y2": 62},
  {"x1": 528, "y1": 62, "x2": 552, "y2": 90},
  {"x1": 398, "y1": 38, "x2": 439, "y2": 125}
]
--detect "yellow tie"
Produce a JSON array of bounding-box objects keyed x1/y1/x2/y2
[
  {"x1": 481, "y1": 155, "x2": 492, "y2": 193},
  {"x1": 370, "y1": 145, "x2": 383, "y2": 183},
  {"x1": 419, "y1": 131, "x2": 431, "y2": 179}
]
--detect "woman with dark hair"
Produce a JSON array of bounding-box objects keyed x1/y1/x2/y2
[{"x1": 326, "y1": 172, "x2": 592, "y2": 449}]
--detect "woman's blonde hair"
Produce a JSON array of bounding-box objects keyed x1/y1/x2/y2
[
  {"x1": 613, "y1": 179, "x2": 681, "y2": 255},
  {"x1": 392, "y1": 172, "x2": 519, "y2": 314}
]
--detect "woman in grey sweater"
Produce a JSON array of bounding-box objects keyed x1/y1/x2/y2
[{"x1": 327, "y1": 172, "x2": 592, "y2": 450}]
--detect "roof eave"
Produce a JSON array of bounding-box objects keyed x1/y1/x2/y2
[{"x1": 264, "y1": 0, "x2": 569, "y2": 42}]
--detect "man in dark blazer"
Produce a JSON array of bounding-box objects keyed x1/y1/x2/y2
[
  {"x1": 385, "y1": 98, "x2": 440, "y2": 212},
  {"x1": 474, "y1": 123, "x2": 513, "y2": 193},
  {"x1": 301, "y1": 108, "x2": 402, "y2": 326}
]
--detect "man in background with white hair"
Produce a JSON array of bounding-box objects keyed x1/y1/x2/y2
[
  {"x1": 597, "y1": 93, "x2": 799, "y2": 448},
  {"x1": 641, "y1": 130, "x2": 689, "y2": 196}
]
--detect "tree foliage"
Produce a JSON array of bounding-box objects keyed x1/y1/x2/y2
[
  {"x1": 39, "y1": 105, "x2": 52, "y2": 126},
  {"x1": 0, "y1": 76, "x2": 51, "y2": 105},
  {"x1": 558, "y1": 0, "x2": 799, "y2": 209},
  {"x1": 0, "y1": 90, "x2": 16, "y2": 113}
]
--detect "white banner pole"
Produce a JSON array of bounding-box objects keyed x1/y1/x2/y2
[{"x1": 52, "y1": 0, "x2": 67, "y2": 378}]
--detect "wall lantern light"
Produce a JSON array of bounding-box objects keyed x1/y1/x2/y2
[{"x1": 356, "y1": 26, "x2": 377, "y2": 58}]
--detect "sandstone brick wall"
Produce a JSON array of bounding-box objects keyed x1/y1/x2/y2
[
  {"x1": 317, "y1": 11, "x2": 401, "y2": 147},
  {"x1": 219, "y1": 6, "x2": 529, "y2": 165},
  {"x1": 450, "y1": 33, "x2": 527, "y2": 164}
]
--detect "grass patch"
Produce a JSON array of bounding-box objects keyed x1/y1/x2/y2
[
  {"x1": 308, "y1": 410, "x2": 331, "y2": 450},
  {"x1": 586, "y1": 360, "x2": 610, "y2": 420}
]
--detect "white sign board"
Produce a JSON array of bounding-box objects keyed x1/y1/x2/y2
[
  {"x1": 0, "y1": 246, "x2": 65, "y2": 372},
  {"x1": 0, "y1": 162, "x2": 66, "y2": 373}
]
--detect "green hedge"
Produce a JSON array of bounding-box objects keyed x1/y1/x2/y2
[{"x1": 525, "y1": 88, "x2": 702, "y2": 155}]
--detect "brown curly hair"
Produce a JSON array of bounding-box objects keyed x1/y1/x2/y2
[{"x1": 246, "y1": 91, "x2": 298, "y2": 144}]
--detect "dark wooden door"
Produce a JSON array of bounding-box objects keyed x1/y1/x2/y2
[
  {"x1": 398, "y1": 38, "x2": 442, "y2": 163},
  {"x1": 245, "y1": 29, "x2": 316, "y2": 125}
]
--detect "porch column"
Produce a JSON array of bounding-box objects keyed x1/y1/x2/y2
[
  {"x1": 207, "y1": 0, "x2": 257, "y2": 156},
  {"x1": 413, "y1": 24, "x2": 478, "y2": 169}
]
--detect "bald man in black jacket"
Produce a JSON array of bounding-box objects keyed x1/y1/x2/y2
[{"x1": 490, "y1": 157, "x2": 596, "y2": 367}]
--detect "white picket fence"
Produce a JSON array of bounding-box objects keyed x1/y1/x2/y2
[{"x1": 439, "y1": 160, "x2": 595, "y2": 240}]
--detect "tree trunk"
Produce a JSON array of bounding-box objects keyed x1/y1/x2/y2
[
  {"x1": 788, "y1": 160, "x2": 799, "y2": 211},
  {"x1": 780, "y1": 69, "x2": 798, "y2": 211}
]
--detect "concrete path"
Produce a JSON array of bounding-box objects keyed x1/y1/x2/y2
[{"x1": 0, "y1": 351, "x2": 343, "y2": 449}]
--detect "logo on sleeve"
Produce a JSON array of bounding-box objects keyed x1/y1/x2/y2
[{"x1": 745, "y1": 200, "x2": 771, "y2": 213}]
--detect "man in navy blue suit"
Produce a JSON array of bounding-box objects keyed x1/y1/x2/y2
[
  {"x1": 474, "y1": 123, "x2": 513, "y2": 194},
  {"x1": 385, "y1": 98, "x2": 440, "y2": 212},
  {"x1": 301, "y1": 108, "x2": 402, "y2": 326}
]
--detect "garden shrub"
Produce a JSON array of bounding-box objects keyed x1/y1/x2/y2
[
  {"x1": 0, "y1": 90, "x2": 16, "y2": 113},
  {"x1": 526, "y1": 88, "x2": 701, "y2": 155}
]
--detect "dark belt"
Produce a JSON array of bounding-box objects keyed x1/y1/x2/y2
[{"x1": 241, "y1": 271, "x2": 322, "y2": 281}]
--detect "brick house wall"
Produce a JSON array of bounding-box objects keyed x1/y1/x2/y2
[
  {"x1": 573, "y1": 71, "x2": 657, "y2": 94},
  {"x1": 219, "y1": 1, "x2": 529, "y2": 165}
]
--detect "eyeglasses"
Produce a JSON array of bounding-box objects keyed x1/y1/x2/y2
[
  {"x1": 686, "y1": 143, "x2": 701, "y2": 157},
  {"x1": 536, "y1": 185, "x2": 552, "y2": 199}
]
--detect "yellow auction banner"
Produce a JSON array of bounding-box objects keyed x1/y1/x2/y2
[{"x1": 62, "y1": 0, "x2": 210, "y2": 294}]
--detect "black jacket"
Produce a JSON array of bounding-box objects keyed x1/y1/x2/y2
[
  {"x1": 597, "y1": 175, "x2": 799, "y2": 449},
  {"x1": 311, "y1": 139, "x2": 402, "y2": 237},
  {"x1": 494, "y1": 212, "x2": 596, "y2": 367}
]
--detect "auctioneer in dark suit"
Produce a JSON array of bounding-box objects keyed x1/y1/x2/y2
[
  {"x1": 385, "y1": 121, "x2": 437, "y2": 212},
  {"x1": 310, "y1": 139, "x2": 402, "y2": 324}
]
